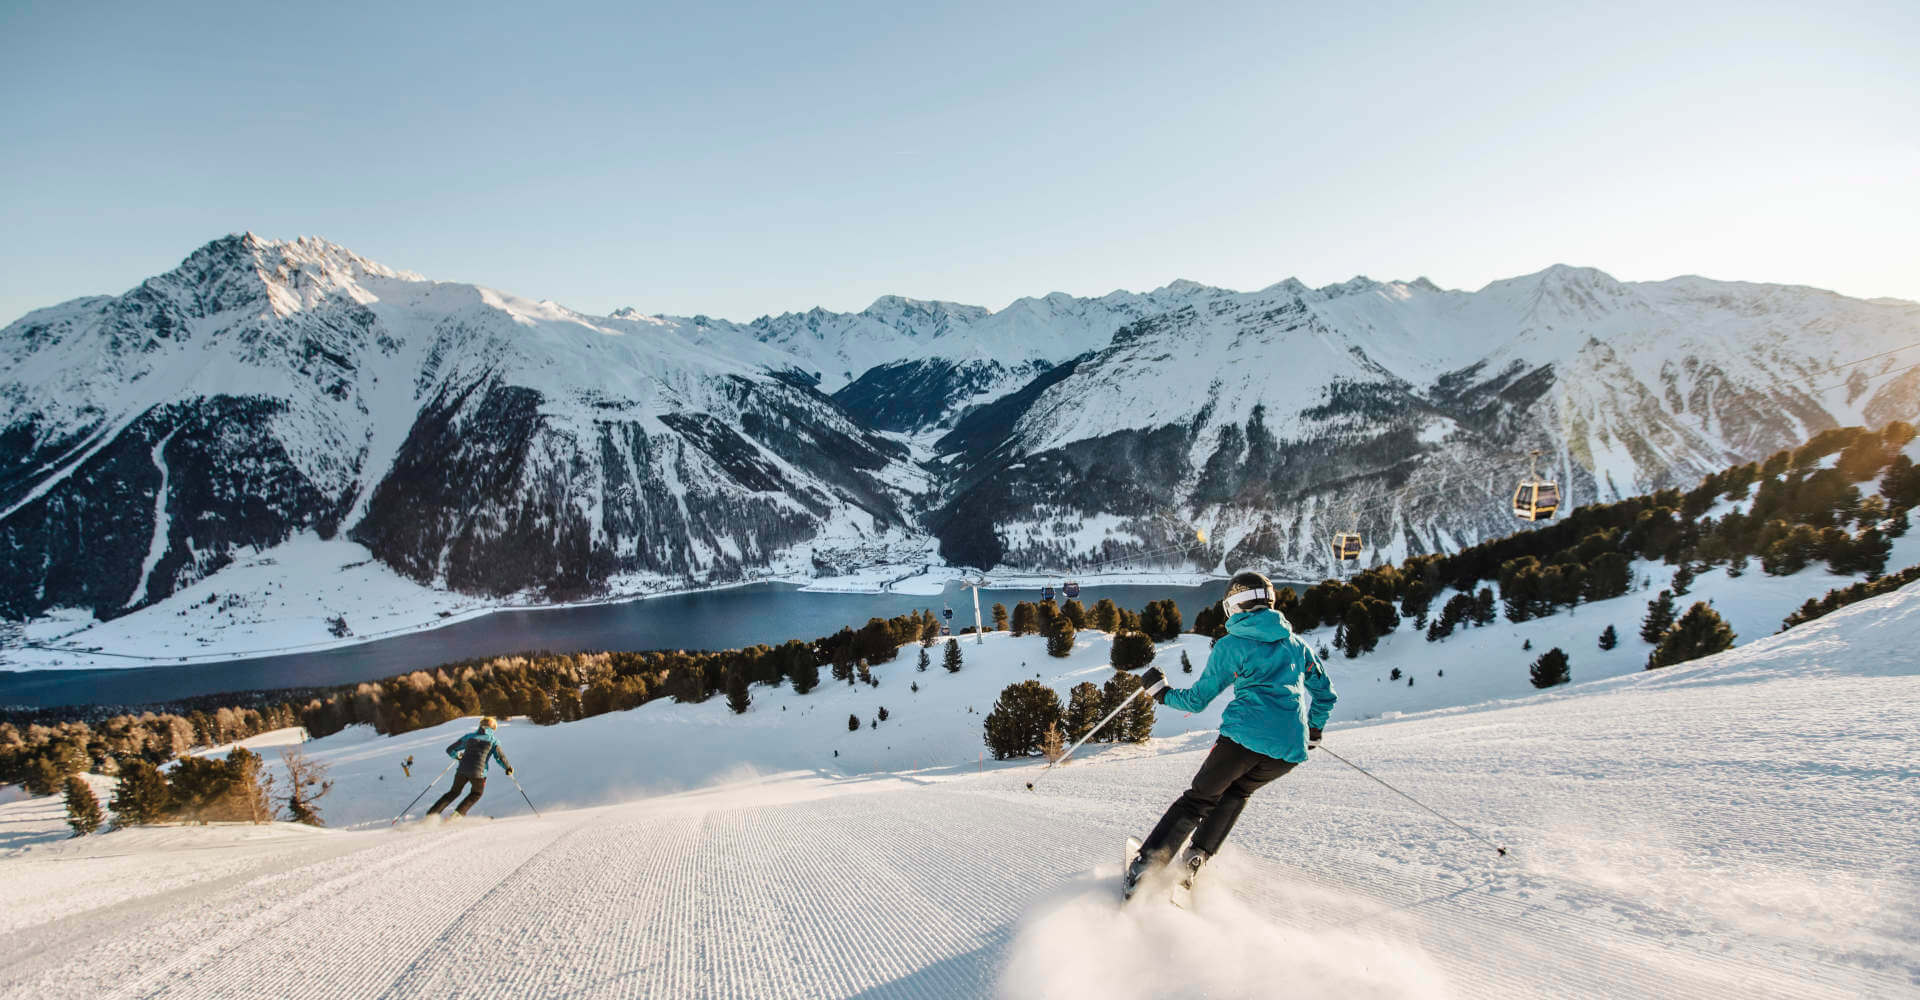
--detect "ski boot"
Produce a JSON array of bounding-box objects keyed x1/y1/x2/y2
[
  {"x1": 1169, "y1": 847, "x2": 1210, "y2": 907},
  {"x1": 1123, "y1": 854, "x2": 1155, "y2": 900}
]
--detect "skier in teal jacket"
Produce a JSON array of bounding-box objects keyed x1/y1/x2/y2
[
  {"x1": 1126, "y1": 571, "x2": 1336, "y2": 897},
  {"x1": 427, "y1": 717, "x2": 514, "y2": 819}
]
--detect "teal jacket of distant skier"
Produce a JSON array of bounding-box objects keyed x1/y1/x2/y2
[
  {"x1": 1162, "y1": 608, "x2": 1336, "y2": 763},
  {"x1": 446, "y1": 728, "x2": 511, "y2": 777}
]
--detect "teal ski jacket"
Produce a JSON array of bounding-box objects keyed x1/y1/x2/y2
[
  {"x1": 1162, "y1": 608, "x2": 1336, "y2": 763},
  {"x1": 446, "y1": 728, "x2": 511, "y2": 777}
]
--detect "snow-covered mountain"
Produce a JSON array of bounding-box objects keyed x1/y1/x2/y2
[
  {"x1": 0, "y1": 235, "x2": 928, "y2": 621},
  {"x1": 930, "y1": 266, "x2": 1920, "y2": 577},
  {"x1": 4, "y1": 236, "x2": 1918, "y2": 628}
]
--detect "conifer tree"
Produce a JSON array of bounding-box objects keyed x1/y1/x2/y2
[
  {"x1": 992, "y1": 603, "x2": 1010, "y2": 631},
  {"x1": 1472, "y1": 588, "x2": 1497, "y2": 626},
  {"x1": 1647, "y1": 602, "x2": 1736, "y2": 669},
  {"x1": 1640, "y1": 590, "x2": 1678, "y2": 643},
  {"x1": 1180, "y1": 650, "x2": 1193, "y2": 674},
  {"x1": 1109, "y1": 630, "x2": 1156, "y2": 670},
  {"x1": 529, "y1": 688, "x2": 561, "y2": 723},
  {"x1": 1341, "y1": 603, "x2": 1376, "y2": 658},
  {"x1": 1062, "y1": 599, "x2": 1089, "y2": 629},
  {"x1": 1530, "y1": 647, "x2": 1571, "y2": 688},
  {"x1": 1121, "y1": 678, "x2": 1156, "y2": 742},
  {"x1": 917, "y1": 647, "x2": 930, "y2": 671},
  {"x1": 1191, "y1": 603, "x2": 1227, "y2": 638},
  {"x1": 1045, "y1": 618, "x2": 1077, "y2": 658},
  {"x1": 982, "y1": 681, "x2": 1065, "y2": 759},
  {"x1": 725, "y1": 672, "x2": 751, "y2": 714},
  {"x1": 943, "y1": 638, "x2": 964, "y2": 673},
  {"x1": 849, "y1": 714, "x2": 861, "y2": 732},
  {"x1": 109, "y1": 760, "x2": 173, "y2": 827},
  {"x1": 1011, "y1": 601, "x2": 1038, "y2": 637},
  {"x1": 1598, "y1": 624, "x2": 1618, "y2": 650},
  {"x1": 1063, "y1": 682, "x2": 1104, "y2": 743},
  {"x1": 1671, "y1": 563, "x2": 1696, "y2": 596},
  {"x1": 1152, "y1": 600, "x2": 1183, "y2": 638},
  {"x1": 877, "y1": 706, "x2": 889, "y2": 723},
  {"x1": 1092, "y1": 598, "x2": 1121, "y2": 633},
  {"x1": 1140, "y1": 603, "x2": 1167, "y2": 640},
  {"x1": 1097, "y1": 671, "x2": 1155, "y2": 743},
  {"x1": 64, "y1": 775, "x2": 102, "y2": 836},
  {"x1": 1037, "y1": 599, "x2": 1060, "y2": 633},
  {"x1": 790, "y1": 658, "x2": 820, "y2": 695}
]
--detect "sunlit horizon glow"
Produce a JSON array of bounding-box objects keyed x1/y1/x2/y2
[{"x1": 2, "y1": 0, "x2": 1914, "y2": 325}]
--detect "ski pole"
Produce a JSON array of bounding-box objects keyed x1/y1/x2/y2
[
  {"x1": 1026, "y1": 682, "x2": 1162, "y2": 791},
  {"x1": 1317, "y1": 746, "x2": 1508, "y2": 857},
  {"x1": 507, "y1": 771, "x2": 541, "y2": 818},
  {"x1": 390, "y1": 760, "x2": 456, "y2": 825}
]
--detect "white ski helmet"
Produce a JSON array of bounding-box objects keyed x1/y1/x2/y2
[{"x1": 1221, "y1": 571, "x2": 1275, "y2": 616}]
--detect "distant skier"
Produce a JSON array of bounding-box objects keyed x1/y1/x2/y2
[
  {"x1": 1125, "y1": 572, "x2": 1337, "y2": 898},
  {"x1": 402, "y1": 754, "x2": 414, "y2": 778},
  {"x1": 427, "y1": 717, "x2": 514, "y2": 819}
]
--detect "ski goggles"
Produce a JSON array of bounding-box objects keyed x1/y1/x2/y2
[{"x1": 1221, "y1": 588, "x2": 1271, "y2": 614}]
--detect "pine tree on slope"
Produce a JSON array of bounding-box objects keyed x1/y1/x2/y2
[
  {"x1": 1640, "y1": 590, "x2": 1678, "y2": 644},
  {"x1": 1530, "y1": 647, "x2": 1572, "y2": 688},
  {"x1": 64, "y1": 775, "x2": 102, "y2": 836},
  {"x1": 1647, "y1": 602, "x2": 1736, "y2": 669}
]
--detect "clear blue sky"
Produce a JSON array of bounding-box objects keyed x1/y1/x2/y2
[{"x1": 2, "y1": 0, "x2": 1915, "y2": 325}]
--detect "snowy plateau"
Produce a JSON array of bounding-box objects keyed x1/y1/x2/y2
[
  {"x1": 2, "y1": 554, "x2": 1916, "y2": 999},
  {"x1": 3, "y1": 233, "x2": 1919, "y2": 665}
]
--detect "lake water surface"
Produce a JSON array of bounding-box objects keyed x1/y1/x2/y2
[{"x1": 0, "y1": 580, "x2": 1273, "y2": 709}]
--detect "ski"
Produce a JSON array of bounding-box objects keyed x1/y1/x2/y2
[
  {"x1": 1121, "y1": 837, "x2": 1144, "y2": 903},
  {"x1": 1170, "y1": 848, "x2": 1208, "y2": 909}
]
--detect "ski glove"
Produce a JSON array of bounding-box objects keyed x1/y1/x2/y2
[
  {"x1": 1308, "y1": 728, "x2": 1324, "y2": 749},
  {"x1": 1140, "y1": 667, "x2": 1169, "y2": 702}
]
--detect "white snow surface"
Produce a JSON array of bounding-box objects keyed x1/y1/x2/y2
[{"x1": 4, "y1": 566, "x2": 1917, "y2": 998}]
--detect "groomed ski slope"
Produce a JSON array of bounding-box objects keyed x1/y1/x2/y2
[{"x1": 4, "y1": 582, "x2": 1917, "y2": 999}]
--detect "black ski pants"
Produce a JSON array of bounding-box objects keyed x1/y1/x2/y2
[
  {"x1": 1140, "y1": 736, "x2": 1297, "y2": 862},
  {"x1": 428, "y1": 774, "x2": 486, "y2": 816}
]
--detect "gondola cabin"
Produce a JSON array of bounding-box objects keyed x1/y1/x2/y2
[
  {"x1": 1063, "y1": 581, "x2": 1081, "y2": 600},
  {"x1": 942, "y1": 606, "x2": 954, "y2": 620},
  {"x1": 1041, "y1": 585, "x2": 1055, "y2": 602},
  {"x1": 1512, "y1": 481, "x2": 1561, "y2": 521},
  {"x1": 1331, "y1": 533, "x2": 1363, "y2": 561}
]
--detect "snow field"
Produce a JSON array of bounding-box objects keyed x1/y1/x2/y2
[{"x1": 2, "y1": 572, "x2": 1916, "y2": 997}]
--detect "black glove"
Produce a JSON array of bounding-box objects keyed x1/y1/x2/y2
[
  {"x1": 1140, "y1": 667, "x2": 1168, "y2": 702},
  {"x1": 1308, "y1": 727, "x2": 1323, "y2": 749},
  {"x1": 506, "y1": 767, "x2": 515, "y2": 777}
]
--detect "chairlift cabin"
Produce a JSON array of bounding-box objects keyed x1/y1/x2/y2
[
  {"x1": 1331, "y1": 533, "x2": 1363, "y2": 561},
  {"x1": 1512, "y1": 481, "x2": 1561, "y2": 521},
  {"x1": 1063, "y1": 580, "x2": 1081, "y2": 600},
  {"x1": 1512, "y1": 452, "x2": 1561, "y2": 521}
]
